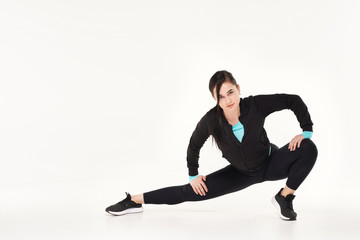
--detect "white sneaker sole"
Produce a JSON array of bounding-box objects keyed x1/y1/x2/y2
[
  {"x1": 107, "y1": 207, "x2": 143, "y2": 216},
  {"x1": 271, "y1": 196, "x2": 291, "y2": 220}
]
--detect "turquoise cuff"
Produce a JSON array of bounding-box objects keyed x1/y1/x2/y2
[
  {"x1": 302, "y1": 131, "x2": 313, "y2": 139},
  {"x1": 189, "y1": 175, "x2": 199, "y2": 182}
]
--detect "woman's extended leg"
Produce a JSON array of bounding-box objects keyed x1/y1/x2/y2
[
  {"x1": 105, "y1": 165, "x2": 260, "y2": 215},
  {"x1": 106, "y1": 158, "x2": 268, "y2": 215},
  {"x1": 142, "y1": 164, "x2": 262, "y2": 205}
]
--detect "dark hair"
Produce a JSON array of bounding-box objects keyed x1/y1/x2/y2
[{"x1": 208, "y1": 70, "x2": 238, "y2": 148}]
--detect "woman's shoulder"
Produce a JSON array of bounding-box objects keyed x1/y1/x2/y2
[
  {"x1": 197, "y1": 105, "x2": 217, "y2": 123},
  {"x1": 197, "y1": 106, "x2": 216, "y2": 123},
  {"x1": 207, "y1": 105, "x2": 217, "y2": 114},
  {"x1": 240, "y1": 95, "x2": 254, "y2": 107}
]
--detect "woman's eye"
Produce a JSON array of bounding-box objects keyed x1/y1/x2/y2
[{"x1": 229, "y1": 91, "x2": 233, "y2": 95}]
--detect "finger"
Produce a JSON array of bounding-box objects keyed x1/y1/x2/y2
[
  {"x1": 201, "y1": 181, "x2": 208, "y2": 192},
  {"x1": 297, "y1": 139, "x2": 302, "y2": 148},
  {"x1": 197, "y1": 187, "x2": 204, "y2": 196},
  {"x1": 192, "y1": 185, "x2": 198, "y2": 195},
  {"x1": 204, "y1": 183, "x2": 208, "y2": 193},
  {"x1": 200, "y1": 184, "x2": 206, "y2": 195},
  {"x1": 293, "y1": 140, "x2": 297, "y2": 150},
  {"x1": 199, "y1": 185, "x2": 205, "y2": 196},
  {"x1": 200, "y1": 187, "x2": 205, "y2": 196},
  {"x1": 196, "y1": 186, "x2": 203, "y2": 196},
  {"x1": 199, "y1": 183, "x2": 207, "y2": 195}
]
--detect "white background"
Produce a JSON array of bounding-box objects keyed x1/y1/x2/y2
[{"x1": 1, "y1": 0, "x2": 359, "y2": 239}]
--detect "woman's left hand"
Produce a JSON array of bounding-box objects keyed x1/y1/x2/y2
[{"x1": 288, "y1": 134, "x2": 305, "y2": 151}]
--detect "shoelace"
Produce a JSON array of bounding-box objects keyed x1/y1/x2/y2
[{"x1": 285, "y1": 197, "x2": 294, "y2": 211}]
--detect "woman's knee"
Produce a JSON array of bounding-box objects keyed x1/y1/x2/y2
[
  {"x1": 302, "y1": 138, "x2": 317, "y2": 152},
  {"x1": 300, "y1": 139, "x2": 318, "y2": 162}
]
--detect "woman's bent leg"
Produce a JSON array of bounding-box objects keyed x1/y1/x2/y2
[
  {"x1": 143, "y1": 164, "x2": 260, "y2": 204},
  {"x1": 263, "y1": 139, "x2": 318, "y2": 190}
]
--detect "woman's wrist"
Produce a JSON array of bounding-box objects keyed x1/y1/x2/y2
[
  {"x1": 302, "y1": 131, "x2": 313, "y2": 139},
  {"x1": 189, "y1": 175, "x2": 199, "y2": 182}
]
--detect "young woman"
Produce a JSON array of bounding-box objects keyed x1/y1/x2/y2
[{"x1": 105, "y1": 70, "x2": 318, "y2": 221}]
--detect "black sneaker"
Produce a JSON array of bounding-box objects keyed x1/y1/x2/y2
[
  {"x1": 271, "y1": 188, "x2": 297, "y2": 221},
  {"x1": 105, "y1": 192, "x2": 143, "y2": 216}
]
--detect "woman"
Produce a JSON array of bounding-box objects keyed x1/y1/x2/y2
[{"x1": 105, "y1": 70, "x2": 318, "y2": 221}]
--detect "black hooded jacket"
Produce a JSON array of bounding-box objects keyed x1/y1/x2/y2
[{"x1": 186, "y1": 94, "x2": 313, "y2": 176}]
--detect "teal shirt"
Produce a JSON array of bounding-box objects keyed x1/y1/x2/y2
[{"x1": 232, "y1": 121, "x2": 244, "y2": 142}]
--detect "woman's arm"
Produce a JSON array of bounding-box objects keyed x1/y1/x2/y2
[
  {"x1": 253, "y1": 94, "x2": 313, "y2": 132},
  {"x1": 186, "y1": 112, "x2": 211, "y2": 176}
]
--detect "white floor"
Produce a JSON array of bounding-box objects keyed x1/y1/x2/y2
[{"x1": 1, "y1": 180, "x2": 359, "y2": 240}]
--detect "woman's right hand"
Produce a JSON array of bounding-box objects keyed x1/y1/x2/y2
[{"x1": 190, "y1": 175, "x2": 208, "y2": 196}]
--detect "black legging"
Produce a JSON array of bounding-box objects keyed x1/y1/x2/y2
[{"x1": 143, "y1": 139, "x2": 318, "y2": 205}]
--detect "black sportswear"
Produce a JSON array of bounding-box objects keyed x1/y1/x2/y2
[
  {"x1": 144, "y1": 140, "x2": 317, "y2": 205},
  {"x1": 186, "y1": 94, "x2": 313, "y2": 176}
]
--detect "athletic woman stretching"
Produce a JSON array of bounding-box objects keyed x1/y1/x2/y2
[{"x1": 105, "y1": 70, "x2": 318, "y2": 221}]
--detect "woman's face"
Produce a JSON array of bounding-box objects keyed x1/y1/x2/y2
[{"x1": 212, "y1": 81, "x2": 240, "y2": 113}]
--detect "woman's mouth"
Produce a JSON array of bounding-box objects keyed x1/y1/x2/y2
[{"x1": 227, "y1": 103, "x2": 234, "y2": 108}]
